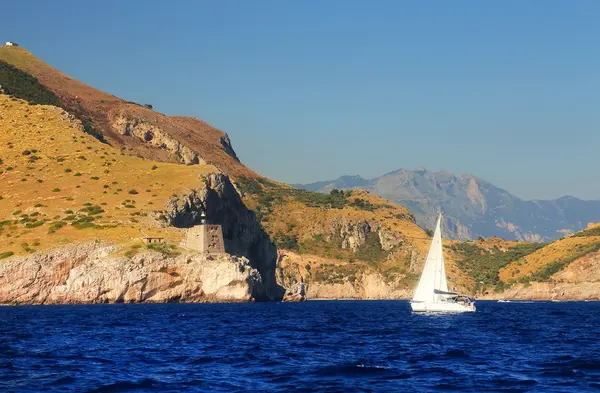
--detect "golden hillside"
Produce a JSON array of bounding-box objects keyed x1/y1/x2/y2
[
  {"x1": 499, "y1": 223, "x2": 600, "y2": 282},
  {"x1": 0, "y1": 46, "x2": 255, "y2": 178},
  {"x1": 0, "y1": 94, "x2": 215, "y2": 257}
]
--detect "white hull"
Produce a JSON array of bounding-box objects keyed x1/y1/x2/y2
[{"x1": 410, "y1": 301, "x2": 476, "y2": 313}]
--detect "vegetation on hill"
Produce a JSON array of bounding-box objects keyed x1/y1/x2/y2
[
  {"x1": 0, "y1": 95, "x2": 215, "y2": 257},
  {"x1": 452, "y1": 241, "x2": 546, "y2": 289},
  {"x1": 450, "y1": 226, "x2": 600, "y2": 294},
  {"x1": 0, "y1": 59, "x2": 106, "y2": 143},
  {"x1": 0, "y1": 60, "x2": 61, "y2": 106}
]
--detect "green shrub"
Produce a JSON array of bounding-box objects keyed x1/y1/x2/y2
[
  {"x1": 79, "y1": 205, "x2": 104, "y2": 215},
  {"x1": 355, "y1": 232, "x2": 387, "y2": 262},
  {"x1": 48, "y1": 221, "x2": 67, "y2": 234},
  {"x1": 273, "y1": 231, "x2": 299, "y2": 251},
  {"x1": 349, "y1": 198, "x2": 377, "y2": 211},
  {"x1": 146, "y1": 243, "x2": 180, "y2": 257},
  {"x1": 0, "y1": 251, "x2": 14, "y2": 259},
  {"x1": 128, "y1": 190, "x2": 138, "y2": 195},
  {"x1": 24, "y1": 221, "x2": 44, "y2": 228},
  {"x1": 71, "y1": 216, "x2": 97, "y2": 229},
  {"x1": 52, "y1": 188, "x2": 60, "y2": 192}
]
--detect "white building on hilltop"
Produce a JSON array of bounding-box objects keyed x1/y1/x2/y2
[{"x1": 5, "y1": 42, "x2": 18, "y2": 47}]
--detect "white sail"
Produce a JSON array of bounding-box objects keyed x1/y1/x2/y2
[
  {"x1": 411, "y1": 213, "x2": 475, "y2": 312},
  {"x1": 412, "y1": 214, "x2": 445, "y2": 303}
]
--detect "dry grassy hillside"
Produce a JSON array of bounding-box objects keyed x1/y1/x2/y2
[
  {"x1": 0, "y1": 94, "x2": 215, "y2": 258},
  {"x1": 499, "y1": 223, "x2": 600, "y2": 283},
  {"x1": 0, "y1": 46, "x2": 254, "y2": 177}
]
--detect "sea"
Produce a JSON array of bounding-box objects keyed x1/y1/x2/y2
[{"x1": 1, "y1": 300, "x2": 600, "y2": 392}]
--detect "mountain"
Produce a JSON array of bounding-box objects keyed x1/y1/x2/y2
[{"x1": 296, "y1": 169, "x2": 600, "y2": 242}]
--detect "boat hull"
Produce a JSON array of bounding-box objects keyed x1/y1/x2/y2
[{"x1": 410, "y1": 301, "x2": 476, "y2": 313}]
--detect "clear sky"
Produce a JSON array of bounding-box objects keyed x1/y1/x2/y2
[{"x1": 2, "y1": 1, "x2": 599, "y2": 200}]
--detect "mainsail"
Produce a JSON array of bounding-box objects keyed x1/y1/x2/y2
[{"x1": 412, "y1": 214, "x2": 449, "y2": 303}]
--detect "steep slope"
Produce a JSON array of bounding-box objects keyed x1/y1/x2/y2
[
  {"x1": 0, "y1": 46, "x2": 250, "y2": 177},
  {"x1": 297, "y1": 169, "x2": 600, "y2": 242},
  {"x1": 0, "y1": 94, "x2": 281, "y2": 301}
]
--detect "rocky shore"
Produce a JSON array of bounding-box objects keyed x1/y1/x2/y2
[{"x1": 0, "y1": 242, "x2": 265, "y2": 305}]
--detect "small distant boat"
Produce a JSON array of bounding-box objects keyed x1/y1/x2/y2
[
  {"x1": 498, "y1": 300, "x2": 511, "y2": 303},
  {"x1": 410, "y1": 214, "x2": 476, "y2": 313}
]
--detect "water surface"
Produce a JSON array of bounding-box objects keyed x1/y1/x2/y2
[{"x1": 1, "y1": 300, "x2": 600, "y2": 392}]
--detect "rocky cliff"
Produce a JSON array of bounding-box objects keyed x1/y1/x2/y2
[
  {"x1": 0, "y1": 242, "x2": 265, "y2": 304},
  {"x1": 165, "y1": 173, "x2": 283, "y2": 301}
]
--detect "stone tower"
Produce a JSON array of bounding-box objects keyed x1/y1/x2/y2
[{"x1": 183, "y1": 211, "x2": 225, "y2": 254}]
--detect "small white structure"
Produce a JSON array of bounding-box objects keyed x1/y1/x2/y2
[{"x1": 5, "y1": 42, "x2": 18, "y2": 47}]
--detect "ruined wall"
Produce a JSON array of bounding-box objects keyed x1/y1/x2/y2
[{"x1": 183, "y1": 225, "x2": 225, "y2": 254}]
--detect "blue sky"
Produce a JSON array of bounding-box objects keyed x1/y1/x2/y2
[{"x1": 2, "y1": 1, "x2": 599, "y2": 200}]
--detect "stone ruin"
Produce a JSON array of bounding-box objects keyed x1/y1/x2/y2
[{"x1": 183, "y1": 224, "x2": 225, "y2": 254}]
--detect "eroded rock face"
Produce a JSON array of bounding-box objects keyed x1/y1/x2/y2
[
  {"x1": 219, "y1": 134, "x2": 239, "y2": 162},
  {"x1": 327, "y1": 218, "x2": 372, "y2": 251},
  {"x1": 112, "y1": 115, "x2": 201, "y2": 164},
  {"x1": 166, "y1": 173, "x2": 284, "y2": 301},
  {"x1": 378, "y1": 227, "x2": 404, "y2": 251},
  {"x1": 306, "y1": 271, "x2": 412, "y2": 300},
  {"x1": 0, "y1": 242, "x2": 264, "y2": 304}
]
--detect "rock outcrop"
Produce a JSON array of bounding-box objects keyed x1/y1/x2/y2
[
  {"x1": 327, "y1": 218, "x2": 372, "y2": 251},
  {"x1": 276, "y1": 250, "x2": 416, "y2": 300},
  {"x1": 0, "y1": 242, "x2": 265, "y2": 305},
  {"x1": 165, "y1": 173, "x2": 284, "y2": 301},
  {"x1": 112, "y1": 115, "x2": 201, "y2": 164}
]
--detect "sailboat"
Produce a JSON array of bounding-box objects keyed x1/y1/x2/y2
[{"x1": 410, "y1": 214, "x2": 476, "y2": 313}]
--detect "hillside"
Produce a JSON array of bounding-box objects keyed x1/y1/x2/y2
[
  {"x1": 446, "y1": 223, "x2": 600, "y2": 299},
  {"x1": 0, "y1": 94, "x2": 216, "y2": 255},
  {"x1": 0, "y1": 46, "x2": 251, "y2": 177},
  {"x1": 0, "y1": 45, "x2": 463, "y2": 301},
  {"x1": 295, "y1": 169, "x2": 600, "y2": 242}
]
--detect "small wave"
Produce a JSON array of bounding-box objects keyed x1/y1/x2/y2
[
  {"x1": 443, "y1": 349, "x2": 470, "y2": 359},
  {"x1": 491, "y1": 377, "x2": 537, "y2": 386},
  {"x1": 49, "y1": 376, "x2": 77, "y2": 386},
  {"x1": 539, "y1": 358, "x2": 600, "y2": 371},
  {"x1": 550, "y1": 311, "x2": 568, "y2": 316},
  {"x1": 188, "y1": 356, "x2": 217, "y2": 365},
  {"x1": 85, "y1": 378, "x2": 159, "y2": 393},
  {"x1": 314, "y1": 361, "x2": 395, "y2": 377}
]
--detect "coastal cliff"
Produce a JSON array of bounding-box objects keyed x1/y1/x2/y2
[
  {"x1": 166, "y1": 173, "x2": 283, "y2": 301},
  {"x1": 0, "y1": 242, "x2": 264, "y2": 304}
]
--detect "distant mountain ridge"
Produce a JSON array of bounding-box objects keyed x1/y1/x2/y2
[{"x1": 294, "y1": 169, "x2": 600, "y2": 241}]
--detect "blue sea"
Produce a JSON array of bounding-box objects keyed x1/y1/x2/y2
[{"x1": 1, "y1": 301, "x2": 600, "y2": 392}]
